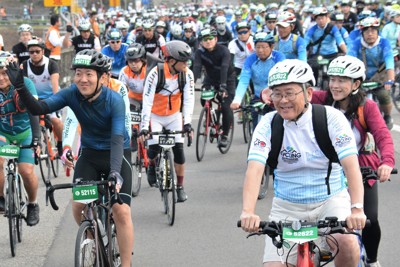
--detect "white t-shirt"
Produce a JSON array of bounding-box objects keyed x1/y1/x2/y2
[{"x1": 228, "y1": 36, "x2": 254, "y2": 69}]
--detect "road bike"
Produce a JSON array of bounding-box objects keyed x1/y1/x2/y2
[
  {"x1": 0, "y1": 144, "x2": 32, "y2": 257},
  {"x1": 238, "y1": 217, "x2": 370, "y2": 267},
  {"x1": 37, "y1": 114, "x2": 60, "y2": 184},
  {"x1": 130, "y1": 106, "x2": 149, "y2": 197},
  {"x1": 392, "y1": 74, "x2": 400, "y2": 113},
  {"x1": 47, "y1": 175, "x2": 123, "y2": 267},
  {"x1": 196, "y1": 87, "x2": 234, "y2": 162},
  {"x1": 148, "y1": 128, "x2": 191, "y2": 226}
]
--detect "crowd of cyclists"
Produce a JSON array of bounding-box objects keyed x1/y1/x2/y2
[{"x1": 0, "y1": 0, "x2": 398, "y2": 266}]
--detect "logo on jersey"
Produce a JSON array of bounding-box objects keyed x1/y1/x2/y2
[
  {"x1": 269, "y1": 72, "x2": 288, "y2": 84},
  {"x1": 280, "y1": 145, "x2": 301, "y2": 164},
  {"x1": 334, "y1": 134, "x2": 352, "y2": 147},
  {"x1": 253, "y1": 138, "x2": 266, "y2": 147}
]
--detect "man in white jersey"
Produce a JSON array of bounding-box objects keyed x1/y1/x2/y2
[{"x1": 239, "y1": 59, "x2": 366, "y2": 267}]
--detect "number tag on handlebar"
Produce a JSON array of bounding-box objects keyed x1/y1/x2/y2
[
  {"x1": 130, "y1": 112, "x2": 141, "y2": 124},
  {"x1": 317, "y1": 58, "x2": 329, "y2": 65},
  {"x1": 201, "y1": 90, "x2": 215, "y2": 100},
  {"x1": 158, "y1": 135, "x2": 175, "y2": 147},
  {"x1": 282, "y1": 226, "x2": 318, "y2": 244},
  {"x1": 0, "y1": 145, "x2": 20, "y2": 159},
  {"x1": 72, "y1": 185, "x2": 98, "y2": 204}
]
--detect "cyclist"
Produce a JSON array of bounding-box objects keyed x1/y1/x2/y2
[
  {"x1": 330, "y1": 12, "x2": 350, "y2": 53},
  {"x1": 341, "y1": 0, "x2": 358, "y2": 33},
  {"x1": 240, "y1": 59, "x2": 367, "y2": 267},
  {"x1": 140, "y1": 41, "x2": 194, "y2": 202},
  {"x1": 22, "y1": 38, "x2": 64, "y2": 156},
  {"x1": 135, "y1": 19, "x2": 166, "y2": 60},
  {"x1": 381, "y1": 7, "x2": 400, "y2": 70},
  {"x1": 348, "y1": 17, "x2": 395, "y2": 130},
  {"x1": 63, "y1": 19, "x2": 101, "y2": 53},
  {"x1": 0, "y1": 52, "x2": 40, "y2": 226},
  {"x1": 230, "y1": 32, "x2": 285, "y2": 128},
  {"x1": 260, "y1": 12, "x2": 277, "y2": 35},
  {"x1": 215, "y1": 16, "x2": 233, "y2": 47},
  {"x1": 101, "y1": 28, "x2": 129, "y2": 79},
  {"x1": 11, "y1": 24, "x2": 36, "y2": 64},
  {"x1": 274, "y1": 11, "x2": 307, "y2": 61},
  {"x1": 312, "y1": 55, "x2": 395, "y2": 267},
  {"x1": 193, "y1": 28, "x2": 236, "y2": 148},
  {"x1": 10, "y1": 49, "x2": 134, "y2": 266}
]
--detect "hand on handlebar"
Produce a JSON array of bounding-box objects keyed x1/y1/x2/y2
[
  {"x1": 346, "y1": 210, "x2": 367, "y2": 230},
  {"x1": 240, "y1": 211, "x2": 261, "y2": 233},
  {"x1": 261, "y1": 87, "x2": 272, "y2": 105},
  {"x1": 230, "y1": 102, "x2": 241, "y2": 110},
  {"x1": 377, "y1": 164, "x2": 393, "y2": 182},
  {"x1": 108, "y1": 170, "x2": 124, "y2": 193},
  {"x1": 139, "y1": 129, "x2": 149, "y2": 143},
  {"x1": 61, "y1": 148, "x2": 74, "y2": 169},
  {"x1": 219, "y1": 84, "x2": 228, "y2": 98}
]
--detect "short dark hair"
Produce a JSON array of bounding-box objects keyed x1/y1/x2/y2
[
  {"x1": 90, "y1": 11, "x2": 98, "y2": 17},
  {"x1": 50, "y1": 14, "x2": 60, "y2": 26}
]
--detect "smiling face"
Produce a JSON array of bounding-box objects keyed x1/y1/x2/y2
[
  {"x1": 73, "y1": 68, "x2": 106, "y2": 98},
  {"x1": 329, "y1": 76, "x2": 360, "y2": 101}
]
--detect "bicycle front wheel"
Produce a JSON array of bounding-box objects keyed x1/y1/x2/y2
[
  {"x1": 75, "y1": 221, "x2": 107, "y2": 267},
  {"x1": 16, "y1": 174, "x2": 26, "y2": 243},
  {"x1": 131, "y1": 149, "x2": 142, "y2": 197},
  {"x1": 196, "y1": 107, "x2": 209, "y2": 162},
  {"x1": 392, "y1": 80, "x2": 400, "y2": 113},
  {"x1": 49, "y1": 130, "x2": 60, "y2": 178},
  {"x1": 218, "y1": 110, "x2": 234, "y2": 154},
  {"x1": 242, "y1": 110, "x2": 253, "y2": 144},
  {"x1": 7, "y1": 174, "x2": 17, "y2": 257},
  {"x1": 39, "y1": 130, "x2": 51, "y2": 184},
  {"x1": 164, "y1": 151, "x2": 176, "y2": 226}
]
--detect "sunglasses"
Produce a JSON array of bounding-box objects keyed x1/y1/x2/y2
[
  {"x1": 202, "y1": 36, "x2": 215, "y2": 42},
  {"x1": 110, "y1": 40, "x2": 121, "y2": 44},
  {"x1": 29, "y1": 50, "x2": 42, "y2": 54},
  {"x1": 238, "y1": 30, "x2": 249, "y2": 35}
]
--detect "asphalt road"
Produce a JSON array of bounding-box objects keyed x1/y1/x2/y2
[{"x1": 0, "y1": 93, "x2": 399, "y2": 267}]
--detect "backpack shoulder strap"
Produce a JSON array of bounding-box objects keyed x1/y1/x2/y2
[
  {"x1": 156, "y1": 62, "x2": 165, "y2": 93},
  {"x1": 357, "y1": 105, "x2": 367, "y2": 130},
  {"x1": 235, "y1": 39, "x2": 244, "y2": 52},
  {"x1": 267, "y1": 112, "x2": 284, "y2": 170}
]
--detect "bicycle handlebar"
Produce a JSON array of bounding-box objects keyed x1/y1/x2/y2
[{"x1": 361, "y1": 166, "x2": 398, "y2": 182}]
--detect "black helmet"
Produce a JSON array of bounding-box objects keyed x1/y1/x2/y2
[
  {"x1": 27, "y1": 38, "x2": 46, "y2": 50},
  {"x1": 165, "y1": 40, "x2": 192, "y2": 61},
  {"x1": 125, "y1": 43, "x2": 146, "y2": 61},
  {"x1": 72, "y1": 49, "x2": 111, "y2": 73},
  {"x1": 106, "y1": 28, "x2": 122, "y2": 41}
]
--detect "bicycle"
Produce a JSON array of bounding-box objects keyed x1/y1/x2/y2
[
  {"x1": 46, "y1": 175, "x2": 123, "y2": 267},
  {"x1": 148, "y1": 128, "x2": 191, "y2": 226},
  {"x1": 392, "y1": 74, "x2": 400, "y2": 112},
  {"x1": 0, "y1": 144, "x2": 32, "y2": 257},
  {"x1": 38, "y1": 114, "x2": 60, "y2": 184},
  {"x1": 196, "y1": 87, "x2": 234, "y2": 162},
  {"x1": 130, "y1": 106, "x2": 149, "y2": 197},
  {"x1": 238, "y1": 217, "x2": 370, "y2": 267}
]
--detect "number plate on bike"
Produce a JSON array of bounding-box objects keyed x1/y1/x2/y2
[
  {"x1": 72, "y1": 185, "x2": 98, "y2": 204},
  {"x1": 130, "y1": 112, "x2": 141, "y2": 124},
  {"x1": 283, "y1": 226, "x2": 318, "y2": 243},
  {"x1": 158, "y1": 135, "x2": 175, "y2": 146},
  {"x1": 201, "y1": 90, "x2": 215, "y2": 100},
  {"x1": 0, "y1": 145, "x2": 20, "y2": 158},
  {"x1": 317, "y1": 59, "x2": 329, "y2": 65}
]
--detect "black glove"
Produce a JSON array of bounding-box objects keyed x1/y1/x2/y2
[
  {"x1": 31, "y1": 137, "x2": 39, "y2": 148},
  {"x1": 108, "y1": 170, "x2": 124, "y2": 187},
  {"x1": 219, "y1": 84, "x2": 228, "y2": 96},
  {"x1": 140, "y1": 129, "x2": 149, "y2": 136},
  {"x1": 6, "y1": 62, "x2": 25, "y2": 89},
  {"x1": 66, "y1": 25, "x2": 73, "y2": 33},
  {"x1": 183, "y1": 123, "x2": 192, "y2": 133}
]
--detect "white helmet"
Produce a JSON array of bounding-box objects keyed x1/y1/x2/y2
[
  {"x1": 78, "y1": 19, "x2": 91, "y2": 31},
  {"x1": 327, "y1": 55, "x2": 366, "y2": 81},
  {"x1": 171, "y1": 24, "x2": 182, "y2": 37},
  {"x1": 116, "y1": 20, "x2": 130, "y2": 30},
  {"x1": 183, "y1": 22, "x2": 194, "y2": 30},
  {"x1": 215, "y1": 16, "x2": 226, "y2": 24},
  {"x1": 268, "y1": 59, "x2": 316, "y2": 87},
  {"x1": 276, "y1": 11, "x2": 296, "y2": 27},
  {"x1": 156, "y1": 20, "x2": 166, "y2": 28},
  {"x1": 18, "y1": 24, "x2": 33, "y2": 34}
]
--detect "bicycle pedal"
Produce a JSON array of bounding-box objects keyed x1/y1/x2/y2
[{"x1": 318, "y1": 250, "x2": 333, "y2": 262}]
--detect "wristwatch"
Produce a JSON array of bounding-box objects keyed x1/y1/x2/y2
[{"x1": 351, "y1": 203, "x2": 364, "y2": 209}]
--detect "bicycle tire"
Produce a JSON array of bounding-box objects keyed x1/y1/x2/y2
[
  {"x1": 242, "y1": 110, "x2": 253, "y2": 144},
  {"x1": 131, "y1": 151, "x2": 142, "y2": 197},
  {"x1": 38, "y1": 130, "x2": 51, "y2": 184},
  {"x1": 258, "y1": 165, "x2": 271, "y2": 200},
  {"x1": 164, "y1": 150, "x2": 176, "y2": 226},
  {"x1": 7, "y1": 174, "x2": 17, "y2": 257},
  {"x1": 158, "y1": 155, "x2": 168, "y2": 214},
  {"x1": 196, "y1": 107, "x2": 209, "y2": 162},
  {"x1": 109, "y1": 220, "x2": 121, "y2": 266},
  {"x1": 74, "y1": 220, "x2": 107, "y2": 267},
  {"x1": 16, "y1": 174, "x2": 25, "y2": 243},
  {"x1": 218, "y1": 109, "x2": 234, "y2": 154},
  {"x1": 49, "y1": 130, "x2": 60, "y2": 178},
  {"x1": 392, "y1": 82, "x2": 400, "y2": 113}
]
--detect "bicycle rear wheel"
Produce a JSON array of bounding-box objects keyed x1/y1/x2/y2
[
  {"x1": 242, "y1": 110, "x2": 253, "y2": 144},
  {"x1": 7, "y1": 174, "x2": 17, "y2": 257},
  {"x1": 39, "y1": 130, "x2": 51, "y2": 184},
  {"x1": 196, "y1": 107, "x2": 209, "y2": 162},
  {"x1": 49, "y1": 130, "x2": 60, "y2": 178},
  {"x1": 164, "y1": 151, "x2": 176, "y2": 226},
  {"x1": 218, "y1": 110, "x2": 234, "y2": 154},
  {"x1": 392, "y1": 81, "x2": 400, "y2": 113},
  {"x1": 75, "y1": 221, "x2": 107, "y2": 267},
  {"x1": 131, "y1": 149, "x2": 142, "y2": 197},
  {"x1": 258, "y1": 165, "x2": 271, "y2": 200}
]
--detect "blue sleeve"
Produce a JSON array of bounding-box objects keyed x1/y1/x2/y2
[
  {"x1": 111, "y1": 92, "x2": 126, "y2": 137},
  {"x1": 382, "y1": 38, "x2": 394, "y2": 70},
  {"x1": 304, "y1": 25, "x2": 315, "y2": 46},
  {"x1": 296, "y1": 37, "x2": 307, "y2": 61},
  {"x1": 44, "y1": 86, "x2": 72, "y2": 112},
  {"x1": 332, "y1": 26, "x2": 344, "y2": 46},
  {"x1": 347, "y1": 40, "x2": 360, "y2": 57},
  {"x1": 275, "y1": 50, "x2": 286, "y2": 62},
  {"x1": 233, "y1": 54, "x2": 256, "y2": 103}
]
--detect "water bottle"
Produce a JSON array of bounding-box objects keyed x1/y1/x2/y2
[{"x1": 97, "y1": 219, "x2": 108, "y2": 246}]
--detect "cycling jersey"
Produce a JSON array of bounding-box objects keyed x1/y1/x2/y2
[
  {"x1": 343, "y1": 12, "x2": 358, "y2": 33},
  {"x1": 233, "y1": 51, "x2": 285, "y2": 104},
  {"x1": 228, "y1": 36, "x2": 255, "y2": 69},
  {"x1": 11, "y1": 42, "x2": 30, "y2": 63},
  {"x1": 217, "y1": 30, "x2": 233, "y2": 47},
  {"x1": 118, "y1": 65, "x2": 147, "y2": 101},
  {"x1": 71, "y1": 34, "x2": 101, "y2": 54},
  {"x1": 381, "y1": 22, "x2": 400, "y2": 57},
  {"x1": 101, "y1": 43, "x2": 129, "y2": 77},
  {"x1": 348, "y1": 36, "x2": 394, "y2": 79},
  {"x1": 274, "y1": 34, "x2": 307, "y2": 61},
  {"x1": 248, "y1": 105, "x2": 358, "y2": 203},
  {"x1": 141, "y1": 63, "x2": 195, "y2": 130},
  {"x1": 135, "y1": 33, "x2": 166, "y2": 59},
  {"x1": 304, "y1": 23, "x2": 345, "y2": 55},
  {"x1": 0, "y1": 77, "x2": 37, "y2": 136}
]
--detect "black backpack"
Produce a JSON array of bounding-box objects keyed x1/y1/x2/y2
[{"x1": 266, "y1": 104, "x2": 339, "y2": 195}]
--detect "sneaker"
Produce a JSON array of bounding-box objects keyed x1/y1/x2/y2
[
  {"x1": 26, "y1": 203, "x2": 40, "y2": 226},
  {"x1": 82, "y1": 239, "x2": 96, "y2": 266},
  {"x1": 365, "y1": 261, "x2": 381, "y2": 267},
  {"x1": 0, "y1": 196, "x2": 4, "y2": 212},
  {"x1": 218, "y1": 135, "x2": 229, "y2": 148},
  {"x1": 176, "y1": 186, "x2": 188, "y2": 203},
  {"x1": 147, "y1": 165, "x2": 157, "y2": 187},
  {"x1": 384, "y1": 115, "x2": 393, "y2": 130}
]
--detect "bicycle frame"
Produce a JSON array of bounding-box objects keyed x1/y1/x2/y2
[{"x1": 39, "y1": 115, "x2": 57, "y2": 161}]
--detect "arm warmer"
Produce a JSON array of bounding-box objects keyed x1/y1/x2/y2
[
  {"x1": 110, "y1": 135, "x2": 124, "y2": 173},
  {"x1": 17, "y1": 85, "x2": 50, "y2": 115},
  {"x1": 28, "y1": 112, "x2": 40, "y2": 141}
]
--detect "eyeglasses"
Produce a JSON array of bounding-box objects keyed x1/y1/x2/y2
[
  {"x1": 128, "y1": 58, "x2": 142, "y2": 63},
  {"x1": 267, "y1": 21, "x2": 277, "y2": 24},
  {"x1": 270, "y1": 90, "x2": 303, "y2": 101},
  {"x1": 110, "y1": 40, "x2": 121, "y2": 44},
  {"x1": 29, "y1": 50, "x2": 42, "y2": 54},
  {"x1": 202, "y1": 36, "x2": 215, "y2": 42},
  {"x1": 238, "y1": 30, "x2": 249, "y2": 35}
]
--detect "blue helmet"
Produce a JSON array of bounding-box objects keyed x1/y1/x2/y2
[{"x1": 254, "y1": 32, "x2": 274, "y2": 44}]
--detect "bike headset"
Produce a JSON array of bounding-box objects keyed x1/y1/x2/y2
[
  {"x1": 164, "y1": 40, "x2": 192, "y2": 74},
  {"x1": 125, "y1": 43, "x2": 147, "y2": 73},
  {"x1": 268, "y1": 59, "x2": 316, "y2": 121},
  {"x1": 71, "y1": 49, "x2": 111, "y2": 102},
  {"x1": 327, "y1": 55, "x2": 366, "y2": 101}
]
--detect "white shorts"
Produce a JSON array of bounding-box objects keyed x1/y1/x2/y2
[
  {"x1": 147, "y1": 112, "x2": 184, "y2": 146},
  {"x1": 263, "y1": 189, "x2": 351, "y2": 265}
]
